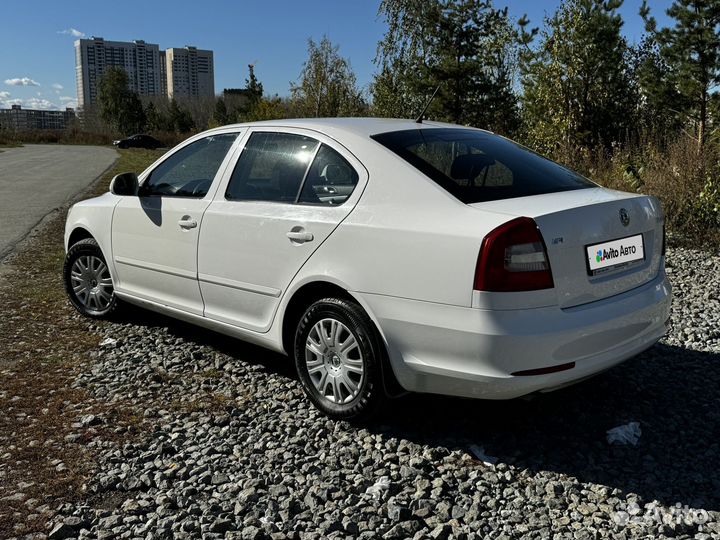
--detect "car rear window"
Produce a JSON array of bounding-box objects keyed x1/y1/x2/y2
[{"x1": 371, "y1": 128, "x2": 594, "y2": 203}]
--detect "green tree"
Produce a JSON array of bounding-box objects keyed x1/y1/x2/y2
[
  {"x1": 630, "y1": 37, "x2": 684, "y2": 142},
  {"x1": 98, "y1": 67, "x2": 146, "y2": 134},
  {"x1": 245, "y1": 64, "x2": 264, "y2": 107},
  {"x1": 521, "y1": 0, "x2": 637, "y2": 153},
  {"x1": 244, "y1": 95, "x2": 290, "y2": 121},
  {"x1": 144, "y1": 101, "x2": 171, "y2": 132},
  {"x1": 373, "y1": 0, "x2": 524, "y2": 134},
  {"x1": 641, "y1": 0, "x2": 720, "y2": 149},
  {"x1": 372, "y1": 0, "x2": 440, "y2": 118},
  {"x1": 212, "y1": 97, "x2": 229, "y2": 126},
  {"x1": 168, "y1": 99, "x2": 195, "y2": 133},
  {"x1": 290, "y1": 36, "x2": 367, "y2": 117},
  {"x1": 237, "y1": 64, "x2": 267, "y2": 121}
]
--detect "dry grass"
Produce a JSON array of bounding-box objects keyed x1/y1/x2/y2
[
  {"x1": 551, "y1": 137, "x2": 720, "y2": 246},
  {"x1": 0, "y1": 148, "x2": 162, "y2": 537},
  {"x1": 0, "y1": 129, "x2": 115, "y2": 147}
]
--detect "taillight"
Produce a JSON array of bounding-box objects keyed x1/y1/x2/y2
[{"x1": 474, "y1": 217, "x2": 554, "y2": 292}]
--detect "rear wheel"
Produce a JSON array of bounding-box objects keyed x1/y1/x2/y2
[
  {"x1": 63, "y1": 238, "x2": 117, "y2": 318},
  {"x1": 294, "y1": 298, "x2": 385, "y2": 421}
]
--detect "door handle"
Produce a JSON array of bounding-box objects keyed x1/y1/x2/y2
[
  {"x1": 178, "y1": 216, "x2": 197, "y2": 230},
  {"x1": 286, "y1": 231, "x2": 314, "y2": 243}
]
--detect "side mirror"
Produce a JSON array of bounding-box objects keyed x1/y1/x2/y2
[{"x1": 110, "y1": 172, "x2": 139, "y2": 196}]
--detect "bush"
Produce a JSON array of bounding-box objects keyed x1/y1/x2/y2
[
  {"x1": 0, "y1": 128, "x2": 194, "y2": 149},
  {"x1": 549, "y1": 136, "x2": 720, "y2": 245},
  {"x1": 149, "y1": 130, "x2": 191, "y2": 148},
  {"x1": 0, "y1": 129, "x2": 115, "y2": 146}
]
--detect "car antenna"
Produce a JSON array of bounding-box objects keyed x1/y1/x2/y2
[{"x1": 415, "y1": 84, "x2": 441, "y2": 124}]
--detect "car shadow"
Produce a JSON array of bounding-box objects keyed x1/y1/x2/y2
[
  {"x1": 372, "y1": 344, "x2": 720, "y2": 512},
  {"x1": 105, "y1": 308, "x2": 720, "y2": 510},
  {"x1": 108, "y1": 307, "x2": 295, "y2": 378}
]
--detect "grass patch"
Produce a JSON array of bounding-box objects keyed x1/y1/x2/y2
[
  {"x1": 169, "y1": 392, "x2": 238, "y2": 414},
  {"x1": 198, "y1": 368, "x2": 223, "y2": 379},
  {"x1": 0, "y1": 147, "x2": 162, "y2": 537},
  {"x1": 0, "y1": 142, "x2": 23, "y2": 149}
]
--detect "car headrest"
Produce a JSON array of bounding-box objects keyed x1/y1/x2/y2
[
  {"x1": 321, "y1": 163, "x2": 350, "y2": 184},
  {"x1": 450, "y1": 153, "x2": 495, "y2": 180}
]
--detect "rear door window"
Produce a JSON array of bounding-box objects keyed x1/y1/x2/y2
[
  {"x1": 226, "y1": 132, "x2": 360, "y2": 206},
  {"x1": 226, "y1": 132, "x2": 319, "y2": 203},
  {"x1": 371, "y1": 128, "x2": 594, "y2": 203}
]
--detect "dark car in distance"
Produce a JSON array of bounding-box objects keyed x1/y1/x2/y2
[{"x1": 113, "y1": 134, "x2": 163, "y2": 150}]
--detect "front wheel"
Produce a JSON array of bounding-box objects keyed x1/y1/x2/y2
[
  {"x1": 63, "y1": 238, "x2": 118, "y2": 318},
  {"x1": 294, "y1": 297, "x2": 385, "y2": 421}
]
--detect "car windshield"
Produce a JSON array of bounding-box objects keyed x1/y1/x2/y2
[{"x1": 371, "y1": 128, "x2": 595, "y2": 204}]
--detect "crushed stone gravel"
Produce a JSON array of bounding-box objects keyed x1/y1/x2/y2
[{"x1": 7, "y1": 246, "x2": 720, "y2": 539}]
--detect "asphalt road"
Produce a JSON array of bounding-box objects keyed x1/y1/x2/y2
[{"x1": 0, "y1": 144, "x2": 117, "y2": 260}]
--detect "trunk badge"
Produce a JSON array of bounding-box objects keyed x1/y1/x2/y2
[{"x1": 619, "y1": 208, "x2": 630, "y2": 227}]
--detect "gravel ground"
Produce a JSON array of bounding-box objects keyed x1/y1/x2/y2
[{"x1": 6, "y1": 246, "x2": 720, "y2": 540}]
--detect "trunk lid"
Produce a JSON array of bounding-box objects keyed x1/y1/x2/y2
[{"x1": 470, "y1": 187, "x2": 664, "y2": 308}]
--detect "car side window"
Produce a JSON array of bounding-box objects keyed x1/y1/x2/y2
[
  {"x1": 225, "y1": 132, "x2": 319, "y2": 202},
  {"x1": 298, "y1": 145, "x2": 359, "y2": 205},
  {"x1": 140, "y1": 133, "x2": 238, "y2": 198}
]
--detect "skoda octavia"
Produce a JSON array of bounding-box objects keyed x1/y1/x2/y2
[{"x1": 64, "y1": 119, "x2": 671, "y2": 419}]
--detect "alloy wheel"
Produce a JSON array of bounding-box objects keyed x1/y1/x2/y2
[
  {"x1": 69, "y1": 254, "x2": 114, "y2": 312},
  {"x1": 304, "y1": 318, "x2": 365, "y2": 404}
]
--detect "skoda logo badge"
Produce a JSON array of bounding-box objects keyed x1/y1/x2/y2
[{"x1": 619, "y1": 208, "x2": 630, "y2": 227}]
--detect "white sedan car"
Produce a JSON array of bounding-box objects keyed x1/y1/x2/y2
[{"x1": 64, "y1": 118, "x2": 671, "y2": 419}]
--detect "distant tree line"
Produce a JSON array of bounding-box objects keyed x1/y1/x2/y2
[
  {"x1": 94, "y1": 0, "x2": 720, "y2": 238},
  {"x1": 96, "y1": 0, "x2": 719, "y2": 152}
]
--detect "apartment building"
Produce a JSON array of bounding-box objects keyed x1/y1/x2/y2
[
  {"x1": 159, "y1": 51, "x2": 168, "y2": 97},
  {"x1": 74, "y1": 37, "x2": 216, "y2": 110},
  {"x1": 165, "y1": 46, "x2": 215, "y2": 99},
  {"x1": 75, "y1": 37, "x2": 164, "y2": 108},
  {"x1": 0, "y1": 105, "x2": 76, "y2": 130}
]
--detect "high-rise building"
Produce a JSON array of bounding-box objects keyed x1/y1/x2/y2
[
  {"x1": 75, "y1": 37, "x2": 164, "y2": 108},
  {"x1": 165, "y1": 46, "x2": 215, "y2": 99},
  {"x1": 75, "y1": 38, "x2": 216, "y2": 109},
  {"x1": 159, "y1": 51, "x2": 168, "y2": 97}
]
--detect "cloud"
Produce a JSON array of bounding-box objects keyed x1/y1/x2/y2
[
  {"x1": 5, "y1": 77, "x2": 40, "y2": 87},
  {"x1": 0, "y1": 91, "x2": 10, "y2": 99},
  {"x1": 58, "y1": 28, "x2": 85, "y2": 38},
  {"x1": 59, "y1": 96, "x2": 78, "y2": 108},
  {"x1": 1, "y1": 98, "x2": 23, "y2": 108},
  {"x1": 52, "y1": 83, "x2": 63, "y2": 91},
  {"x1": 22, "y1": 98, "x2": 58, "y2": 110}
]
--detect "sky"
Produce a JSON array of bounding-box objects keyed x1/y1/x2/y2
[{"x1": 0, "y1": 0, "x2": 674, "y2": 111}]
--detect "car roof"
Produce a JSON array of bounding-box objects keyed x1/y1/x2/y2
[{"x1": 212, "y1": 117, "x2": 492, "y2": 139}]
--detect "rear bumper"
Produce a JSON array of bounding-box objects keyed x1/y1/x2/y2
[{"x1": 357, "y1": 269, "x2": 671, "y2": 399}]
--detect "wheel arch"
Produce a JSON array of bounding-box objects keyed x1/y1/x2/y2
[
  {"x1": 279, "y1": 278, "x2": 406, "y2": 397},
  {"x1": 281, "y1": 280, "x2": 353, "y2": 357},
  {"x1": 67, "y1": 227, "x2": 95, "y2": 249}
]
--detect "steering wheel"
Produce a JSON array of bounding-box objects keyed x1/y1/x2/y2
[{"x1": 142, "y1": 182, "x2": 178, "y2": 196}]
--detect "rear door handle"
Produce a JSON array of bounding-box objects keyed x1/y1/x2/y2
[
  {"x1": 178, "y1": 216, "x2": 197, "y2": 230},
  {"x1": 286, "y1": 231, "x2": 314, "y2": 243}
]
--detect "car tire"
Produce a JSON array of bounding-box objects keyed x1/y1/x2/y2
[
  {"x1": 294, "y1": 297, "x2": 385, "y2": 421},
  {"x1": 63, "y1": 238, "x2": 118, "y2": 318}
]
